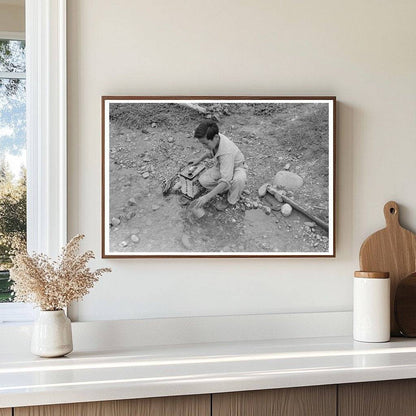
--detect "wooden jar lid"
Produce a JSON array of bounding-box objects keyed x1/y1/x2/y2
[{"x1": 354, "y1": 271, "x2": 390, "y2": 279}]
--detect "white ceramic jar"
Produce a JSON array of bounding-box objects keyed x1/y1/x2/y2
[
  {"x1": 353, "y1": 271, "x2": 390, "y2": 343},
  {"x1": 31, "y1": 310, "x2": 73, "y2": 357}
]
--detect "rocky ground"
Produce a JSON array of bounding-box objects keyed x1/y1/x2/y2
[{"x1": 107, "y1": 102, "x2": 331, "y2": 254}]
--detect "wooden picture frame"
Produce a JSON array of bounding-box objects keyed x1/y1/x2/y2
[{"x1": 102, "y1": 96, "x2": 336, "y2": 258}]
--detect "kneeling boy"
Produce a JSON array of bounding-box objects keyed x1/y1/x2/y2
[{"x1": 189, "y1": 121, "x2": 247, "y2": 209}]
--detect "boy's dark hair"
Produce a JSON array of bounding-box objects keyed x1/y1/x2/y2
[{"x1": 194, "y1": 121, "x2": 219, "y2": 141}]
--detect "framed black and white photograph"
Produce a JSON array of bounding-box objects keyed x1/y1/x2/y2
[{"x1": 102, "y1": 96, "x2": 336, "y2": 258}]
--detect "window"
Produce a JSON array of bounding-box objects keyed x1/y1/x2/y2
[
  {"x1": 0, "y1": 0, "x2": 67, "y2": 323},
  {"x1": 0, "y1": 34, "x2": 26, "y2": 306}
]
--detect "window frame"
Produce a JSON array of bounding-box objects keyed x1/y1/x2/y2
[
  {"x1": 0, "y1": 31, "x2": 24, "y2": 41},
  {"x1": 0, "y1": 0, "x2": 67, "y2": 323}
]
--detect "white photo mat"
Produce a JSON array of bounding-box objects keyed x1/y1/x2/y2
[{"x1": 102, "y1": 97, "x2": 335, "y2": 258}]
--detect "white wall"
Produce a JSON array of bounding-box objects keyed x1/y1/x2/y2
[
  {"x1": 0, "y1": 4, "x2": 25, "y2": 32},
  {"x1": 0, "y1": 3, "x2": 24, "y2": 33},
  {"x1": 67, "y1": 0, "x2": 416, "y2": 322}
]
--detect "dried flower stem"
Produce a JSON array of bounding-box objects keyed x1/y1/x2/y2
[{"x1": 10, "y1": 234, "x2": 111, "y2": 310}]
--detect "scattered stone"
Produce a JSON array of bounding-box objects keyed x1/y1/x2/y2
[
  {"x1": 231, "y1": 218, "x2": 236, "y2": 223},
  {"x1": 181, "y1": 234, "x2": 192, "y2": 250},
  {"x1": 141, "y1": 128, "x2": 149, "y2": 134},
  {"x1": 152, "y1": 205, "x2": 160, "y2": 211},
  {"x1": 126, "y1": 211, "x2": 136, "y2": 220},
  {"x1": 113, "y1": 227, "x2": 119, "y2": 231},
  {"x1": 128, "y1": 198, "x2": 137, "y2": 206},
  {"x1": 264, "y1": 206, "x2": 272, "y2": 215},
  {"x1": 167, "y1": 137, "x2": 174, "y2": 143},
  {"x1": 284, "y1": 163, "x2": 291, "y2": 170},
  {"x1": 311, "y1": 228, "x2": 316, "y2": 233},
  {"x1": 258, "y1": 183, "x2": 269, "y2": 197},
  {"x1": 179, "y1": 195, "x2": 190, "y2": 206},
  {"x1": 305, "y1": 225, "x2": 311, "y2": 231},
  {"x1": 313, "y1": 242, "x2": 319, "y2": 247},
  {"x1": 281, "y1": 203, "x2": 293, "y2": 217},
  {"x1": 253, "y1": 201, "x2": 259, "y2": 209},
  {"x1": 142, "y1": 172, "x2": 150, "y2": 179},
  {"x1": 304, "y1": 221, "x2": 316, "y2": 227},
  {"x1": 273, "y1": 171, "x2": 304, "y2": 190},
  {"x1": 243, "y1": 189, "x2": 251, "y2": 195},
  {"x1": 119, "y1": 241, "x2": 128, "y2": 247},
  {"x1": 143, "y1": 156, "x2": 151, "y2": 162},
  {"x1": 151, "y1": 122, "x2": 157, "y2": 128},
  {"x1": 131, "y1": 234, "x2": 140, "y2": 243},
  {"x1": 111, "y1": 217, "x2": 121, "y2": 226},
  {"x1": 215, "y1": 199, "x2": 229, "y2": 211}
]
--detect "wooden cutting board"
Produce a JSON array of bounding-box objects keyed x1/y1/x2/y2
[{"x1": 359, "y1": 201, "x2": 416, "y2": 336}]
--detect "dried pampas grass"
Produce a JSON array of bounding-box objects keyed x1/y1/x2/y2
[{"x1": 10, "y1": 234, "x2": 111, "y2": 311}]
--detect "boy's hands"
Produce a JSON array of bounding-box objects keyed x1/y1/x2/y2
[
  {"x1": 194, "y1": 194, "x2": 210, "y2": 208},
  {"x1": 188, "y1": 151, "x2": 211, "y2": 166}
]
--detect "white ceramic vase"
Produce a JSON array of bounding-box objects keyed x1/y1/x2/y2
[{"x1": 31, "y1": 310, "x2": 73, "y2": 357}]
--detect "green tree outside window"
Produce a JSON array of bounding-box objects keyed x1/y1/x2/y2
[{"x1": 0, "y1": 38, "x2": 27, "y2": 302}]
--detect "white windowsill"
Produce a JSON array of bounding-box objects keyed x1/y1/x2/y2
[{"x1": 0, "y1": 303, "x2": 35, "y2": 324}]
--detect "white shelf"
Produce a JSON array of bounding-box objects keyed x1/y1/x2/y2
[{"x1": 2, "y1": 335, "x2": 416, "y2": 408}]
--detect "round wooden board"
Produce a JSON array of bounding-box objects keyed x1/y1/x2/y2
[
  {"x1": 395, "y1": 273, "x2": 416, "y2": 337},
  {"x1": 359, "y1": 201, "x2": 416, "y2": 336}
]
